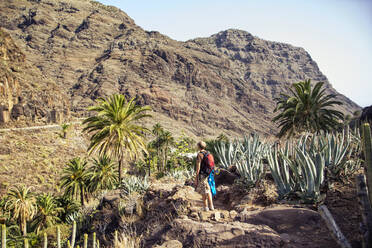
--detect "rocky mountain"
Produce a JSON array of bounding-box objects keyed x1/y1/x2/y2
[
  {"x1": 0, "y1": 28, "x2": 68, "y2": 126},
  {"x1": 0, "y1": 0, "x2": 359, "y2": 137}
]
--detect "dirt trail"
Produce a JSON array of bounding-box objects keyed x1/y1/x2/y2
[{"x1": 0, "y1": 120, "x2": 83, "y2": 132}]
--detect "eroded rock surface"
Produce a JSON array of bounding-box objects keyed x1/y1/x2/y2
[
  {"x1": 0, "y1": 0, "x2": 359, "y2": 135},
  {"x1": 87, "y1": 178, "x2": 338, "y2": 247}
]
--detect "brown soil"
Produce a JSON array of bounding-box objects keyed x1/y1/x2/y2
[
  {"x1": 0, "y1": 125, "x2": 89, "y2": 195},
  {"x1": 325, "y1": 179, "x2": 363, "y2": 247}
]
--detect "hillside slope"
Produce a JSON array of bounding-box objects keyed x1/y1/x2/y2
[{"x1": 0, "y1": 0, "x2": 359, "y2": 137}]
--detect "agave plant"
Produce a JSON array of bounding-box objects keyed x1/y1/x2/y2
[
  {"x1": 214, "y1": 140, "x2": 239, "y2": 169},
  {"x1": 296, "y1": 148, "x2": 325, "y2": 201},
  {"x1": 234, "y1": 134, "x2": 266, "y2": 185},
  {"x1": 267, "y1": 143, "x2": 296, "y2": 198},
  {"x1": 235, "y1": 156, "x2": 264, "y2": 186},
  {"x1": 267, "y1": 136, "x2": 327, "y2": 203},
  {"x1": 120, "y1": 176, "x2": 150, "y2": 196},
  {"x1": 239, "y1": 134, "x2": 265, "y2": 157},
  {"x1": 310, "y1": 130, "x2": 352, "y2": 179}
]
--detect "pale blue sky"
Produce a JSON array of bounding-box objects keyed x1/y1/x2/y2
[{"x1": 99, "y1": 0, "x2": 372, "y2": 107}]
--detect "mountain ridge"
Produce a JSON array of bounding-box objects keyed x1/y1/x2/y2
[{"x1": 0, "y1": 0, "x2": 359, "y2": 137}]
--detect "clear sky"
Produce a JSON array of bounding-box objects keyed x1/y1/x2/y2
[{"x1": 99, "y1": 0, "x2": 372, "y2": 107}]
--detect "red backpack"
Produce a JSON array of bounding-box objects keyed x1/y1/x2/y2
[{"x1": 200, "y1": 151, "x2": 215, "y2": 176}]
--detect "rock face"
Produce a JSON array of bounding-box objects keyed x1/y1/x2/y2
[
  {"x1": 166, "y1": 218, "x2": 282, "y2": 248},
  {"x1": 0, "y1": 28, "x2": 68, "y2": 124},
  {"x1": 0, "y1": 0, "x2": 359, "y2": 135}
]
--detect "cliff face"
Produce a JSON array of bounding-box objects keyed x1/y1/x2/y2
[
  {"x1": 0, "y1": 0, "x2": 359, "y2": 136},
  {"x1": 0, "y1": 29, "x2": 22, "y2": 122},
  {"x1": 0, "y1": 28, "x2": 68, "y2": 125}
]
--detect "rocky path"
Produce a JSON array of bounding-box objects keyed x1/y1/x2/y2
[
  {"x1": 87, "y1": 176, "x2": 342, "y2": 247},
  {"x1": 144, "y1": 180, "x2": 339, "y2": 248}
]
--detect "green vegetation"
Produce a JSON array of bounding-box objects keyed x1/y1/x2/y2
[
  {"x1": 83, "y1": 95, "x2": 151, "y2": 182},
  {"x1": 60, "y1": 158, "x2": 88, "y2": 206},
  {"x1": 215, "y1": 134, "x2": 266, "y2": 186},
  {"x1": 273, "y1": 79, "x2": 344, "y2": 137},
  {"x1": 32, "y1": 194, "x2": 63, "y2": 234},
  {"x1": 0, "y1": 89, "x2": 366, "y2": 246},
  {"x1": 87, "y1": 155, "x2": 118, "y2": 193},
  {"x1": 60, "y1": 124, "x2": 71, "y2": 139},
  {"x1": 4, "y1": 185, "x2": 36, "y2": 236}
]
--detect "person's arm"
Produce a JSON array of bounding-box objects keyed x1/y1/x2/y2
[{"x1": 195, "y1": 153, "x2": 202, "y2": 187}]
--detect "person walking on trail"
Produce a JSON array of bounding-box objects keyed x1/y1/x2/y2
[{"x1": 195, "y1": 141, "x2": 215, "y2": 211}]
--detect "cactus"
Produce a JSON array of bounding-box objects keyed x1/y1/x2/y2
[
  {"x1": 24, "y1": 238, "x2": 28, "y2": 248},
  {"x1": 114, "y1": 230, "x2": 118, "y2": 247},
  {"x1": 57, "y1": 226, "x2": 61, "y2": 248},
  {"x1": 362, "y1": 123, "x2": 372, "y2": 204},
  {"x1": 43, "y1": 233, "x2": 47, "y2": 248},
  {"x1": 92, "y1": 232, "x2": 96, "y2": 248},
  {"x1": 83, "y1": 234, "x2": 88, "y2": 248},
  {"x1": 1, "y1": 224, "x2": 6, "y2": 248},
  {"x1": 71, "y1": 221, "x2": 76, "y2": 248}
]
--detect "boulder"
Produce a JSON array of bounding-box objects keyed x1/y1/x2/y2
[
  {"x1": 214, "y1": 168, "x2": 238, "y2": 185},
  {"x1": 154, "y1": 240, "x2": 183, "y2": 248},
  {"x1": 164, "y1": 218, "x2": 282, "y2": 248}
]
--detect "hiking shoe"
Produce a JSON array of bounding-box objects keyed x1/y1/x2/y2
[{"x1": 203, "y1": 207, "x2": 209, "y2": 211}]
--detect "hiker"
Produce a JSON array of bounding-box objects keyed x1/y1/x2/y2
[{"x1": 194, "y1": 141, "x2": 216, "y2": 211}]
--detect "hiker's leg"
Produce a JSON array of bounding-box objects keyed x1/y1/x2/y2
[
  {"x1": 207, "y1": 191, "x2": 214, "y2": 210},
  {"x1": 202, "y1": 193, "x2": 208, "y2": 208}
]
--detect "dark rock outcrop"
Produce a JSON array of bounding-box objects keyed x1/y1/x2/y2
[{"x1": 361, "y1": 105, "x2": 372, "y2": 123}]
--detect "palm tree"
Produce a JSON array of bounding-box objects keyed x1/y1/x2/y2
[
  {"x1": 273, "y1": 79, "x2": 344, "y2": 137},
  {"x1": 152, "y1": 123, "x2": 164, "y2": 171},
  {"x1": 83, "y1": 95, "x2": 151, "y2": 182},
  {"x1": 144, "y1": 143, "x2": 157, "y2": 176},
  {"x1": 5, "y1": 185, "x2": 36, "y2": 236},
  {"x1": 32, "y1": 193, "x2": 63, "y2": 234},
  {"x1": 152, "y1": 123, "x2": 164, "y2": 137},
  {"x1": 87, "y1": 155, "x2": 118, "y2": 193},
  {"x1": 60, "y1": 123, "x2": 70, "y2": 139},
  {"x1": 160, "y1": 131, "x2": 175, "y2": 171},
  {"x1": 60, "y1": 157, "x2": 88, "y2": 206}
]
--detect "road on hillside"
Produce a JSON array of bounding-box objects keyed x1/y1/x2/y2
[{"x1": 0, "y1": 120, "x2": 83, "y2": 133}]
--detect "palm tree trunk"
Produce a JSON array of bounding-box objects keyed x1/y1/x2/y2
[
  {"x1": 164, "y1": 145, "x2": 168, "y2": 171},
  {"x1": 162, "y1": 147, "x2": 166, "y2": 172},
  {"x1": 22, "y1": 218, "x2": 27, "y2": 237},
  {"x1": 147, "y1": 157, "x2": 151, "y2": 177},
  {"x1": 157, "y1": 145, "x2": 160, "y2": 171},
  {"x1": 118, "y1": 155, "x2": 123, "y2": 183},
  {"x1": 80, "y1": 186, "x2": 85, "y2": 206}
]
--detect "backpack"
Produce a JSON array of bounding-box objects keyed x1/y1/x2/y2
[{"x1": 200, "y1": 151, "x2": 215, "y2": 176}]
